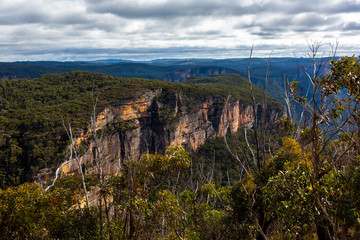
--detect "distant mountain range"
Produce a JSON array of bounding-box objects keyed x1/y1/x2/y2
[{"x1": 0, "y1": 57, "x2": 334, "y2": 101}]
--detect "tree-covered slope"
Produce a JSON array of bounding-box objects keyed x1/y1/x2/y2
[
  {"x1": 0, "y1": 71, "x2": 279, "y2": 189},
  {"x1": 0, "y1": 57, "x2": 327, "y2": 102},
  {"x1": 0, "y1": 61, "x2": 236, "y2": 81},
  {"x1": 1, "y1": 56, "x2": 360, "y2": 239},
  {"x1": 0, "y1": 71, "x2": 167, "y2": 187}
]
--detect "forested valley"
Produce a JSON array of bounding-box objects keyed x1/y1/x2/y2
[{"x1": 1, "y1": 53, "x2": 360, "y2": 240}]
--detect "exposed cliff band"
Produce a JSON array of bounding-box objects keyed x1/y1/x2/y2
[
  {"x1": 164, "y1": 67, "x2": 238, "y2": 82},
  {"x1": 61, "y1": 89, "x2": 283, "y2": 176}
]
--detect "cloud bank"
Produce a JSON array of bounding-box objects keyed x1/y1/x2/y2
[{"x1": 1, "y1": 0, "x2": 359, "y2": 61}]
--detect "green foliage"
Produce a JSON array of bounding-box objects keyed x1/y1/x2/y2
[
  {"x1": 5, "y1": 56, "x2": 360, "y2": 239},
  {"x1": 157, "y1": 104, "x2": 181, "y2": 125},
  {"x1": 104, "y1": 118, "x2": 137, "y2": 134},
  {"x1": 188, "y1": 133, "x2": 244, "y2": 186},
  {"x1": 0, "y1": 182, "x2": 100, "y2": 239},
  {"x1": 185, "y1": 74, "x2": 282, "y2": 108},
  {"x1": 325, "y1": 56, "x2": 360, "y2": 98},
  {"x1": 320, "y1": 56, "x2": 360, "y2": 122},
  {"x1": 262, "y1": 137, "x2": 360, "y2": 239},
  {"x1": 0, "y1": 71, "x2": 278, "y2": 189},
  {"x1": 0, "y1": 71, "x2": 176, "y2": 188},
  {"x1": 263, "y1": 138, "x2": 314, "y2": 237},
  {"x1": 109, "y1": 145, "x2": 190, "y2": 239},
  {"x1": 278, "y1": 116, "x2": 295, "y2": 135},
  {"x1": 54, "y1": 174, "x2": 99, "y2": 192},
  {"x1": 271, "y1": 55, "x2": 360, "y2": 238}
]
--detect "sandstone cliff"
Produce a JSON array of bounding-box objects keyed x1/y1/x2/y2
[{"x1": 60, "y1": 89, "x2": 283, "y2": 176}]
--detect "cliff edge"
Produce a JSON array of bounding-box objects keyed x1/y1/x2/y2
[{"x1": 61, "y1": 87, "x2": 283, "y2": 176}]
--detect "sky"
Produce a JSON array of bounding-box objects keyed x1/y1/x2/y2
[{"x1": 1, "y1": 0, "x2": 360, "y2": 61}]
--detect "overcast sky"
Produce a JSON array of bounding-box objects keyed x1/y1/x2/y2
[{"x1": 1, "y1": 0, "x2": 359, "y2": 61}]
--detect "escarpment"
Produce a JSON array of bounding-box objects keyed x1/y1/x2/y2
[
  {"x1": 61, "y1": 89, "x2": 284, "y2": 176},
  {"x1": 164, "y1": 66, "x2": 238, "y2": 82}
]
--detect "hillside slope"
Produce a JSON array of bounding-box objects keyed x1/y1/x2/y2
[{"x1": 0, "y1": 72, "x2": 282, "y2": 188}]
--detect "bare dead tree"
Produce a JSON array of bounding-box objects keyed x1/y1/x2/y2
[
  {"x1": 222, "y1": 123, "x2": 250, "y2": 176},
  {"x1": 261, "y1": 51, "x2": 273, "y2": 168},
  {"x1": 68, "y1": 123, "x2": 90, "y2": 208},
  {"x1": 44, "y1": 119, "x2": 89, "y2": 208},
  {"x1": 44, "y1": 147, "x2": 73, "y2": 192},
  {"x1": 247, "y1": 46, "x2": 261, "y2": 170},
  {"x1": 221, "y1": 47, "x2": 276, "y2": 239},
  {"x1": 62, "y1": 120, "x2": 90, "y2": 208},
  {"x1": 90, "y1": 90, "x2": 110, "y2": 238}
]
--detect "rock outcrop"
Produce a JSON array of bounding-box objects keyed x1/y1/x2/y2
[
  {"x1": 164, "y1": 67, "x2": 238, "y2": 82},
  {"x1": 60, "y1": 89, "x2": 283, "y2": 176}
]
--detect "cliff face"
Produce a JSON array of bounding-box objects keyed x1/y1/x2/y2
[
  {"x1": 61, "y1": 89, "x2": 283, "y2": 176},
  {"x1": 164, "y1": 67, "x2": 237, "y2": 82}
]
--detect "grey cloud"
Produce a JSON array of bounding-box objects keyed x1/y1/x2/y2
[
  {"x1": 324, "y1": 1, "x2": 360, "y2": 14},
  {"x1": 265, "y1": 0, "x2": 360, "y2": 15},
  {"x1": 86, "y1": 1, "x2": 227, "y2": 19},
  {"x1": 50, "y1": 14, "x2": 91, "y2": 26},
  {"x1": 85, "y1": 0, "x2": 300, "y2": 19},
  {"x1": 251, "y1": 31, "x2": 283, "y2": 39},
  {"x1": 194, "y1": 30, "x2": 220, "y2": 35},
  {"x1": 0, "y1": 10, "x2": 86, "y2": 27},
  {"x1": 0, "y1": 45, "x2": 248, "y2": 61},
  {"x1": 1, "y1": 41, "x2": 358, "y2": 62},
  {"x1": 85, "y1": 1, "x2": 291, "y2": 19},
  {"x1": 292, "y1": 14, "x2": 334, "y2": 28},
  {"x1": 0, "y1": 11, "x2": 47, "y2": 25},
  {"x1": 85, "y1": 0, "x2": 360, "y2": 20},
  {"x1": 188, "y1": 30, "x2": 221, "y2": 36},
  {"x1": 341, "y1": 21, "x2": 360, "y2": 31},
  {"x1": 241, "y1": 12, "x2": 338, "y2": 37},
  {"x1": 0, "y1": 0, "x2": 359, "y2": 61}
]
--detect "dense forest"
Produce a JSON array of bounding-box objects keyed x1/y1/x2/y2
[
  {"x1": 1, "y1": 55, "x2": 360, "y2": 239},
  {"x1": 0, "y1": 72, "x2": 277, "y2": 188},
  {"x1": 0, "y1": 57, "x2": 317, "y2": 101}
]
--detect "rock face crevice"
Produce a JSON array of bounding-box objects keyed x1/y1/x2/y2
[{"x1": 61, "y1": 89, "x2": 283, "y2": 175}]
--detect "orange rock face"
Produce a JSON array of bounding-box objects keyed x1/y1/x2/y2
[{"x1": 60, "y1": 89, "x2": 283, "y2": 176}]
